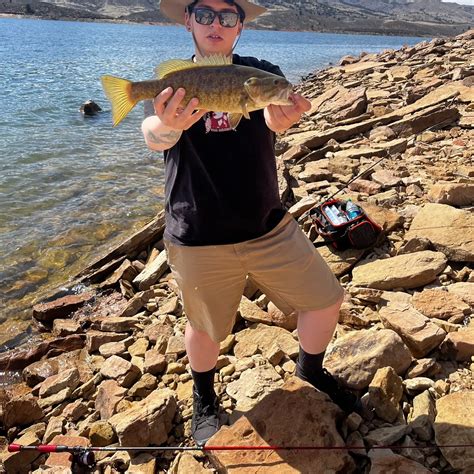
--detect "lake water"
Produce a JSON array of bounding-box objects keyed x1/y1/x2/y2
[{"x1": 0, "y1": 17, "x2": 425, "y2": 326}]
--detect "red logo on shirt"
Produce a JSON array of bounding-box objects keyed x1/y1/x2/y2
[{"x1": 204, "y1": 112, "x2": 233, "y2": 133}]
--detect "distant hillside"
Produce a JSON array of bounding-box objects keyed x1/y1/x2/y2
[{"x1": 1, "y1": 0, "x2": 474, "y2": 36}]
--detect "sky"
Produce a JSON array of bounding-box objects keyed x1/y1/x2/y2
[{"x1": 442, "y1": 0, "x2": 474, "y2": 5}]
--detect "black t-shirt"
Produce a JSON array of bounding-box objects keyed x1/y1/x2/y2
[{"x1": 149, "y1": 53, "x2": 287, "y2": 246}]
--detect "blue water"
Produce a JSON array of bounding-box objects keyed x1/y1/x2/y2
[{"x1": 0, "y1": 17, "x2": 424, "y2": 322}]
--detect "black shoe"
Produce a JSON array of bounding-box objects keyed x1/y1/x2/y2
[
  {"x1": 191, "y1": 389, "x2": 221, "y2": 447},
  {"x1": 296, "y1": 365, "x2": 362, "y2": 414}
]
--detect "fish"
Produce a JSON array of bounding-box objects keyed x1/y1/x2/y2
[{"x1": 101, "y1": 54, "x2": 293, "y2": 128}]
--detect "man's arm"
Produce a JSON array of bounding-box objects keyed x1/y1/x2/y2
[
  {"x1": 142, "y1": 87, "x2": 207, "y2": 152},
  {"x1": 264, "y1": 93, "x2": 311, "y2": 134}
]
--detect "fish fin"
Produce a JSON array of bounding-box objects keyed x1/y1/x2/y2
[
  {"x1": 239, "y1": 95, "x2": 251, "y2": 119},
  {"x1": 228, "y1": 113, "x2": 243, "y2": 129},
  {"x1": 156, "y1": 55, "x2": 232, "y2": 79},
  {"x1": 195, "y1": 54, "x2": 232, "y2": 66},
  {"x1": 155, "y1": 59, "x2": 196, "y2": 79},
  {"x1": 101, "y1": 75, "x2": 137, "y2": 127}
]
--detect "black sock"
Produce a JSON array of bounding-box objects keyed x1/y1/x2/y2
[
  {"x1": 296, "y1": 346, "x2": 325, "y2": 383},
  {"x1": 191, "y1": 367, "x2": 216, "y2": 403}
]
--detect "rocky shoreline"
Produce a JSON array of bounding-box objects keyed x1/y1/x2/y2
[{"x1": 1, "y1": 30, "x2": 474, "y2": 473}]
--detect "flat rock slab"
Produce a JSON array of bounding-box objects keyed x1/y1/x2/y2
[
  {"x1": 32, "y1": 292, "x2": 95, "y2": 322},
  {"x1": 405, "y1": 203, "x2": 474, "y2": 262},
  {"x1": 208, "y1": 377, "x2": 354, "y2": 473},
  {"x1": 324, "y1": 329, "x2": 412, "y2": 390},
  {"x1": 351, "y1": 250, "x2": 447, "y2": 290},
  {"x1": 435, "y1": 391, "x2": 474, "y2": 472}
]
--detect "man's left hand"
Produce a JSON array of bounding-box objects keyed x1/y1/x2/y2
[{"x1": 264, "y1": 93, "x2": 311, "y2": 134}]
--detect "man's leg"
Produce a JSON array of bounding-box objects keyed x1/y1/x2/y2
[
  {"x1": 296, "y1": 297, "x2": 361, "y2": 413},
  {"x1": 185, "y1": 322, "x2": 222, "y2": 446}
]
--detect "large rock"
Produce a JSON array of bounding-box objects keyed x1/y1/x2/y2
[
  {"x1": 378, "y1": 303, "x2": 446, "y2": 357},
  {"x1": 233, "y1": 324, "x2": 298, "y2": 359},
  {"x1": 411, "y1": 288, "x2": 471, "y2": 322},
  {"x1": 405, "y1": 203, "x2": 474, "y2": 262},
  {"x1": 428, "y1": 183, "x2": 474, "y2": 207},
  {"x1": 108, "y1": 389, "x2": 176, "y2": 446},
  {"x1": 1, "y1": 431, "x2": 42, "y2": 473},
  {"x1": 209, "y1": 377, "x2": 355, "y2": 473},
  {"x1": 226, "y1": 365, "x2": 284, "y2": 412},
  {"x1": 351, "y1": 251, "x2": 447, "y2": 290},
  {"x1": 435, "y1": 391, "x2": 474, "y2": 471},
  {"x1": 324, "y1": 329, "x2": 412, "y2": 390}
]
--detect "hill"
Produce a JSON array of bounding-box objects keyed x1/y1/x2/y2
[{"x1": 1, "y1": 0, "x2": 474, "y2": 36}]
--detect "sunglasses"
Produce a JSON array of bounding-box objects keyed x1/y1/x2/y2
[{"x1": 193, "y1": 7, "x2": 240, "y2": 28}]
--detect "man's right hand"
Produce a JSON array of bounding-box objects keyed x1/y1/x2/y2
[
  {"x1": 154, "y1": 87, "x2": 208, "y2": 131},
  {"x1": 142, "y1": 87, "x2": 208, "y2": 152}
]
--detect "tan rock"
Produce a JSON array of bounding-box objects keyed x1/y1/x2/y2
[
  {"x1": 86, "y1": 330, "x2": 128, "y2": 353},
  {"x1": 100, "y1": 355, "x2": 141, "y2": 388},
  {"x1": 405, "y1": 203, "x2": 474, "y2": 262},
  {"x1": 1, "y1": 431, "x2": 42, "y2": 472},
  {"x1": 32, "y1": 292, "x2": 95, "y2": 323},
  {"x1": 128, "y1": 338, "x2": 149, "y2": 357},
  {"x1": 45, "y1": 435, "x2": 89, "y2": 470},
  {"x1": 435, "y1": 391, "x2": 474, "y2": 471},
  {"x1": 368, "y1": 367, "x2": 403, "y2": 423},
  {"x1": 3, "y1": 394, "x2": 44, "y2": 429},
  {"x1": 368, "y1": 449, "x2": 431, "y2": 473},
  {"x1": 447, "y1": 282, "x2": 474, "y2": 307},
  {"x1": 408, "y1": 390, "x2": 436, "y2": 441},
  {"x1": 238, "y1": 296, "x2": 271, "y2": 325},
  {"x1": 44, "y1": 416, "x2": 65, "y2": 443},
  {"x1": 209, "y1": 377, "x2": 355, "y2": 473},
  {"x1": 128, "y1": 453, "x2": 158, "y2": 474},
  {"x1": 39, "y1": 368, "x2": 80, "y2": 398},
  {"x1": 144, "y1": 350, "x2": 167, "y2": 375},
  {"x1": 226, "y1": 365, "x2": 284, "y2": 412},
  {"x1": 233, "y1": 324, "x2": 298, "y2": 359},
  {"x1": 89, "y1": 420, "x2": 116, "y2": 447},
  {"x1": 52, "y1": 319, "x2": 81, "y2": 337},
  {"x1": 95, "y1": 380, "x2": 127, "y2": 420},
  {"x1": 266, "y1": 302, "x2": 298, "y2": 331},
  {"x1": 324, "y1": 329, "x2": 412, "y2": 390},
  {"x1": 95, "y1": 316, "x2": 140, "y2": 333},
  {"x1": 379, "y1": 303, "x2": 446, "y2": 357},
  {"x1": 365, "y1": 425, "x2": 408, "y2": 446},
  {"x1": 108, "y1": 389, "x2": 177, "y2": 446},
  {"x1": 428, "y1": 183, "x2": 474, "y2": 206},
  {"x1": 133, "y1": 250, "x2": 168, "y2": 290},
  {"x1": 440, "y1": 328, "x2": 474, "y2": 361},
  {"x1": 166, "y1": 335, "x2": 186, "y2": 356},
  {"x1": 412, "y1": 288, "x2": 471, "y2": 321},
  {"x1": 352, "y1": 251, "x2": 447, "y2": 290},
  {"x1": 169, "y1": 453, "x2": 215, "y2": 473},
  {"x1": 129, "y1": 373, "x2": 158, "y2": 398}
]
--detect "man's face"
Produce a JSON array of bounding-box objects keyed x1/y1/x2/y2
[{"x1": 185, "y1": 0, "x2": 243, "y2": 57}]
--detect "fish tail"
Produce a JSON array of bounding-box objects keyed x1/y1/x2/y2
[{"x1": 101, "y1": 75, "x2": 137, "y2": 127}]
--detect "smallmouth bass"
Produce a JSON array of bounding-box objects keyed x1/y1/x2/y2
[{"x1": 101, "y1": 54, "x2": 293, "y2": 127}]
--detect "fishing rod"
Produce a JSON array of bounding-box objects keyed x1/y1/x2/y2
[{"x1": 8, "y1": 442, "x2": 474, "y2": 468}]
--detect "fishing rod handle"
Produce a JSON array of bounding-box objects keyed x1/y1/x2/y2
[{"x1": 8, "y1": 444, "x2": 70, "y2": 453}]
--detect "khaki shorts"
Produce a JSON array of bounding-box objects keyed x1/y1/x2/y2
[{"x1": 165, "y1": 212, "x2": 344, "y2": 343}]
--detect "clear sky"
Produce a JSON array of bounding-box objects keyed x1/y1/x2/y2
[{"x1": 443, "y1": 0, "x2": 474, "y2": 5}]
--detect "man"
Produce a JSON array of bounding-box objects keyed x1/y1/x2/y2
[{"x1": 142, "y1": 0, "x2": 360, "y2": 447}]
